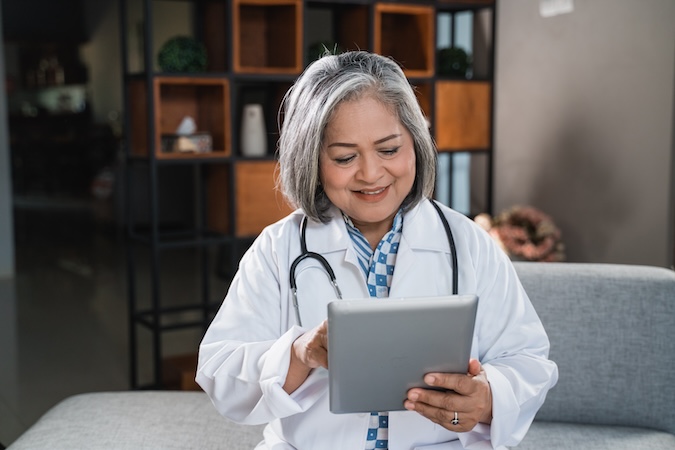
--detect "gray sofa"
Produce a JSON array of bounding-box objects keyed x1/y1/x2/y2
[{"x1": 8, "y1": 262, "x2": 675, "y2": 449}]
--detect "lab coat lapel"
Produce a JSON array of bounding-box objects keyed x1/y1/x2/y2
[
  {"x1": 302, "y1": 207, "x2": 364, "y2": 283},
  {"x1": 389, "y1": 201, "x2": 453, "y2": 298}
]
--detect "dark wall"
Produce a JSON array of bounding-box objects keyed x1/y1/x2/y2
[{"x1": 2, "y1": 0, "x2": 88, "y2": 43}]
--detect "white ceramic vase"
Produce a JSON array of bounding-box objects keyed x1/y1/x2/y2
[{"x1": 241, "y1": 104, "x2": 267, "y2": 157}]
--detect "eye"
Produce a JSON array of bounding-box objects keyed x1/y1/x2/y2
[
  {"x1": 334, "y1": 155, "x2": 356, "y2": 165},
  {"x1": 379, "y1": 146, "x2": 401, "y2": 157}
]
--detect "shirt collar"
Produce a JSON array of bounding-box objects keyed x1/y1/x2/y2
[{"x1": 341, "y1": 209, "x2": 404, "y2": 235}]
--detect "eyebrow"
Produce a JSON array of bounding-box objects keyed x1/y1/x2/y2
[{"x1": 326, "y1": 134, "x2": 401, "y2": 148}]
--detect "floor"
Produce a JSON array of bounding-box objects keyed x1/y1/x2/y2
[{"x1": 0, "y1": 195, "x2": 233, "y2": 447}]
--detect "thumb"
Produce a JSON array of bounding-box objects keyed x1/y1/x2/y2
[{"x1": 468, "y1": 358, "x2": 482, "y2": 376}]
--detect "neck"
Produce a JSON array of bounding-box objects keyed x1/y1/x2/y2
[{"x1": 350, "y1": 216, "x2": 396, "y2": 251}]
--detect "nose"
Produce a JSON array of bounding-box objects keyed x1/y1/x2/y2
[{"x1": 356, "y1": 153, "x2": 383, "y2": 183}]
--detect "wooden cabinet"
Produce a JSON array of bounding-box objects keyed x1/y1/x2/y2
[{"x1": 121, "y1": 0, "x2": 496, "y2": 389}]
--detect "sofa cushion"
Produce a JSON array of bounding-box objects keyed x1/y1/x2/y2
[
  {"x1": 8, "y1": 391, "x2": 265, "y2": 450},
  {"x1": 518, "y1": 421, "x2": 675, "y2": 450},
  {"x1": 513, "y1": 262, "x2": 675, "y2": 435}
]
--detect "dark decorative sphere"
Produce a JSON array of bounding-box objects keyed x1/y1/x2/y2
[
  {"x1": 438, "y1": 47, "x2": 471, "y2": 78},
  {"x1": 158, "y1": 36, "x2": 207, "y2": 73}
]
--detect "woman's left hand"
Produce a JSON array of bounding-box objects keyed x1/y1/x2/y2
[{"x1": 404, "y1": 359, "x2": 492, "y2": 432}]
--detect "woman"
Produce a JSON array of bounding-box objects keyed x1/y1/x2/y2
[{"x1": 197, "y1": 51, "x2": 558, "y2": 449}]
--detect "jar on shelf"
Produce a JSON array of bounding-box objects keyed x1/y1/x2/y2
[{"x1": 240, "y1": 104, "x2": 267, "y2": 157}]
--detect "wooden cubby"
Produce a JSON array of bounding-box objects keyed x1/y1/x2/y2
[
  {"x1": 434, "y1": 81, "x2": 491, "y2": 151},
  {"x1": 121, "y1": 0, "x2": 496, "y2": 389},
  {"x1": 234, "y1": 161, "x2": 293, "y2": 237},
  {"x1": 305, "y1": 3, "x2": 370, "y2": 59},
  {"x1": 413, "y1": 81, "x2": 433, "y2": 123},
  {"x1": 201, "y1": 2, "x2": 230, "y2": 72},
  {"x1": 206, "y1": 161, "x2": 293, "y2": 237},
  {"x1": 206, "y1": 164, "x2": 230, "y2": 235},
  {"x1": 233, "y1": 80, "x2": 292, "y2": 157},
  {"x1": 128, "y1": 77, "x2": 230, "y2": 159},
  {"x1": 233, "y1": 0, "x2": 303, "y2": 74},
  {"x1": 374, "y1": 3, "x2": 435, "y2": 78}
]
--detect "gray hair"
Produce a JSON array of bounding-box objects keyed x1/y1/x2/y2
[{"x1": 277, "y1": 51, "x2": 437, "y2": 223}]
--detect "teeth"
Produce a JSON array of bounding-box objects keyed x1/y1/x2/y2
[{"x1": 360, "y1": 188, "x2": 385, "y2": 195}]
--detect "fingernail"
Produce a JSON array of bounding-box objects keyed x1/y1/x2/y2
[
  {"x1": 404, "y1": 401, "x2": 414, "y2": 410},
  {"x1": 425, "y1": 375, "x2": 436, "y2": 385},
  {"x1": 408, "y1": 392, "x2": 419, "y2": 401}
]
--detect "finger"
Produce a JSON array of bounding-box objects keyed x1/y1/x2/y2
[
  {"x1": 467, "y1": 358, "x2": 482, "y2": 376},
  {"x1": 309, "y1": 322, "x2": 329, "y2": 368},
  {"x1": 423, "y1": 372, "x2": 468, "y2": 395},
  {"x1": 406, "y1": 386, "x2": 464, "y2": 412},
  {"x1": 310, "y1": 345, "x2": 328, "y2": 369},
  {"x1": 404, "y1": 396, "x2": 475, "y2": 432},
  {"x1": 295, "y1": 321, "x2": 329, "y2": 369}
]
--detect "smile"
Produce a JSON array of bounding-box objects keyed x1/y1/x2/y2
[{"x1": 358, "y1": 187, "x2": 386, "y2": 195}]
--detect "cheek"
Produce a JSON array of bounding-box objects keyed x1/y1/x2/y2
[
  {"x1": 319, "y1": 160, "x2": 341, "y2": 192},
  {"x1": 318, "y1": 157, "x2": 331, "y2": 187},
  {"x1": 402, "y1": 151, "x2": 417, "y2": 177}
]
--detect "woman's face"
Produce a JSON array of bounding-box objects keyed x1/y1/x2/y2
[{"x1": 319, "y1": 95, "x2": 416, "y2": 235}]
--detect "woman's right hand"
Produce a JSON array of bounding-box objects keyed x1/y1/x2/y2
[{"x1": 283, "y1": 320, "x2": 329, "y2": 393}]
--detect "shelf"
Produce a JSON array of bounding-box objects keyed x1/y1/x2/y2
[
  {"x1": 206, "y1": 164, "x2": 231, "y2": 235},
  {"x1": 413, "y1": 81, "x2": 433, "y2": 123},
  {"x1": 434, "y1": 80, "x2": 491, "y2": 151},
  {"x1": 374, "y1": 3, "x2": 435, "y2": 78},
  {"x1": 206, "y1": 161, "x2": 293, "y2": 237},
  {"x1": 201, "y1": 1, "x2": 230, "y2": 72},
  {"x1": 235, "y1": 161, "x2": 294, "y2": 236},
  {"x1": 127, "y1": 229, "x2": 232, "y2": 249},
  {"x1": 233, "y1": 0, "x2": 303, "y2": 74},
  {"x1": 128, "y1": 76, "x2": 231, "y2": 160},
  {"x1": 305, "y1": 3, "x2": 370, "y2": 61},
  {"x1": 437, "y1": 0, "x2": 494, "y2": 8}
]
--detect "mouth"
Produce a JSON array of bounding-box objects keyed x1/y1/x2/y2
[{"x1": 357, "y1": 187, "x2": 387, "y2": 195}]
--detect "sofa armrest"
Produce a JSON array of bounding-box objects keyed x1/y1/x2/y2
[
  {"x1": 513, "y1": 262, "x2": 675, "y2": 435},
  {"x1": 8, "y1": 391, "x2": 265, "y2": 449}
]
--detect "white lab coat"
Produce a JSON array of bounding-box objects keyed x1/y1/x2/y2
[{"x1": 197, "y1": 201, "x2": 558, "y2": 450}]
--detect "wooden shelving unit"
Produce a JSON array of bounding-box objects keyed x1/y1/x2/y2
[{"x1": 120, "y1": 0, "x2": 496, "y2": 389}]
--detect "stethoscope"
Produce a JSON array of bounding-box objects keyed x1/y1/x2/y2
[{"x1": 290, "y1": 199, "x2": 458, "y2": 327}]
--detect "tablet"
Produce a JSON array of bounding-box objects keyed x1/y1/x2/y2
[{"x1": 327, "y1": 294, "x2": 478, "y2": 414}]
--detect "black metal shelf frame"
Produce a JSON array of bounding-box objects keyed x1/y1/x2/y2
[{"x1": 120, "y1": 0, "x2": 497, "y2": 390}]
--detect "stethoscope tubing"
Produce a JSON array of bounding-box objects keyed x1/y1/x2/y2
[{"x1": 290, "y1": 199, "x2": 457, "y2": 326}]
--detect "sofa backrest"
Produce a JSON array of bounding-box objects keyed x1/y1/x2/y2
[{"x1": 513, "y1": 262, "x2": 675, "y2": 434}]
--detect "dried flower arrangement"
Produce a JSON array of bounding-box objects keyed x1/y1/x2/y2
[{"x1": 475, "y1": 206, "x2": 566, "y2": 262}]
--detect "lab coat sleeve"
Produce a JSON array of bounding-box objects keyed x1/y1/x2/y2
[
  {"x1": 455, "y1": 220, "x2": 558, "y2": 449},
  {"x1": 196, "y1": 223, "x2": 328, "y2": 425}
]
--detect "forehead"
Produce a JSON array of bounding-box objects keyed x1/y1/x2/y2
[{"x1": 325, "y1": 95, "x2": 399, "y2": 133}]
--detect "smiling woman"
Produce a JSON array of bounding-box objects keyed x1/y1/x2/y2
[{"x1": 196, "y1": 51, "x2": 558, "y2": 450}]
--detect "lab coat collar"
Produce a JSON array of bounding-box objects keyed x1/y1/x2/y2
[
  {"x1": 302, "y1": 205, "x2": 351, "y2": 255},
  {"x1": 303, "y1": 200, "x2": 451, "y2": 256},
  {"x1": 401, "y1": 199, "x2": 454, "y2": 253}
]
